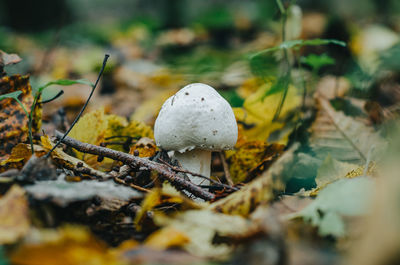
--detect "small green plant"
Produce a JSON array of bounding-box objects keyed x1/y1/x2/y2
[
  {"x1": 249, "y1": 0, "x2": 346, "y2": 120},
  {"x1": 0, "y1": 79, "x2": 92, "y2": 154}
]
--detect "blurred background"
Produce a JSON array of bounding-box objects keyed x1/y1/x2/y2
[{"x1": 1, "y1": 0, "x2": 400, "y2": 178}]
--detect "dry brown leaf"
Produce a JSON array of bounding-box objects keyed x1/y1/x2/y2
[
  {"x1": 0, "y1": 185, "x2": 30, "y2": 244},
  {"x1": 0, "y1": 74, "x2": 42, "y2": 157},
  {"x1": 0, "y1": 50, "x2": 22, "y2": 74},
  {"x1": 310, "y1": 98, "x2": 386, "y2": 164}
]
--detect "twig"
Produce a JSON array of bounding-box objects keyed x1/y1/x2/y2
[
  {"x1": 158, "y1": 158, "x2": 238, "y2": 191},
  {"x1": 219, "y1": 152, "x2": 234, "y2": 186},
  {"x1": 46, "y1": 54, "x2": 110, "y2": 158},
  {"x1": 54, "y1": 131, "x2": 215, "y2": 201},
  {"x1": 113, "y1": 176, "x2": 150, "y2": 193},
  {"x1": 73, "y1": 163, "x2": 108, "y2": 180}
]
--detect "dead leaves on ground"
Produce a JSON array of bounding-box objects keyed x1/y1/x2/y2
[
  {"x1": 9, "y1": 226, "x2": 122, "y2": 265},
  {"x1": 0, "y1": 75, "x2": 41, "y2": 158},
  {"x1": 69, "y1": 108, "x2": 154, "y2": 169},
  {"x1": 0, "y1": 186, "x2": 30, "y2": 244},
  {"x1": 310, "y1": 98, "x2": 386, "y2": 164}
]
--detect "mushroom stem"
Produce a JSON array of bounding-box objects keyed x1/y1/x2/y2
[{"x1": 174, "y1": 149, "x2": 211, "y2": 186}]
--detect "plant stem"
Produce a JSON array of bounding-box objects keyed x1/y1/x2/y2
[
  {"x1": 45, "y1": 54, "x2": 110, "y2": 158},
  {"x1": 273, "y1": 1, "x2": 292, "y2": 121}
]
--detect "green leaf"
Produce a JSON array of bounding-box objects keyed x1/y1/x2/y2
[
  {"x1": 249, "y1": 53, "x2": 278, "y2": 80},
  {"x1": 262, "y1": 73, "x2": 290, "y2": 98},
  {"x1": 37, "y1": 79, "x2": 93, "y2": 93},
  {"x1": 250, "y1": 38, "x2": 346, "y2": 59},
  {"x1": 301, "y1": 53, "x2": 335, "y2": 72},
  {"x1": 0, "y1": 90, "x2": 22, "y2": 101}
]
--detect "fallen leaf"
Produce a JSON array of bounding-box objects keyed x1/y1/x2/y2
[
  {"x1": 0, "y1": 185, "x2": 30, "y2": 244},
  {"x1": 130, "y1": 88, "x2": 177, "y2": 125},
  {"x1": 0, "y1": 143, "x2": 46, "y2": 173},
  {"x1": 0, "y1": 50, "x2": 22, "y2": 76},
  {"x1": 0, "y1": 75, "x2": 42, "y2": 157},
  {"x1": 144, "y1": 226, "x2": 190, "y2": 250},
  {"x1": 310, "y1": 98, "x2": 387, "y2": 164},
  {"x1": 134, "y1": 183, "x2": 202, "y2": 230},
  {"x1": 291, "y1": 177, "x2": 374, "y2": 237},
  {"x1": 68, "y1": 109, "x2": 153, "y2": 169},
  {"x1": 40, "y1": 135, "x2": 107, "y2": 178},
  {"x1": 25, "y1": 177, "x2": 143, "y2": 207},
  {"x1": 10, "y1": 225, "x2": 122, "y2": 265},
  {"x1": 129, "y1": 137, "x2": 157, "y2": 158},
  {"x1": 234, "y1": 84, "x2": 301, "y2": 144},
  {"x1": 225, "y1": 141, "x2": 284, "y2": 183},
  {"x1": 210, "y1": 144, "x2": 297, "y2": 217},
  {"x1": 347, "y1": 124, "x2": 400, "y2": 265},
  {"x1": 152, "y1": 209, "x2": 254, "y2": 259}
]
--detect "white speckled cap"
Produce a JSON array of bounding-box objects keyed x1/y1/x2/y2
[{"x1": 154, "y1": 83, "x2": 238, "y2": 152}]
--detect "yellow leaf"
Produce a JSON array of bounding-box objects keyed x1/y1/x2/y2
[
  {"x1": 234, "y1": 84, "x2": 300, "y2": 144},
  {"x1": 226, "y1": 140, "x2": 284, "y2": 184},
  {"x1": 130, "y1": 88, "x2": 177, "y2": 125},
  {"x1": 0, "y1": 185, "x2": 30, "y2": 244},
  {"x1": 144, "y1": 227, "x2": 190, "y2": 250},
  {"x1": 210, "y1": 145, "x2": 297, "y2": 217},
  {"x1": 0, "y1": 143, "x2": 46, "y2": 173},
  {"x1": 69, "y1": 108, "x2": 109, "y2": 148},
  {"x1": 10, "y1": 225, "x2": 122, "y2": 265},
  {"x1": 40, "y1": 135, "x2": 107, "y2": 179},
  {"x1": 129, "y1": 137, "x2": 157, "y2": 158},
  {"x1": 134, "y1": 183, "x2": 202, "y2": 230},
  {"x1": 68, "y1": 108, "x2": 153, "y2": 169}
]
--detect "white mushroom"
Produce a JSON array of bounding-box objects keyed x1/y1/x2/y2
[{"x1": 154, "y1": 83, "x2": 238, "y2": 186}]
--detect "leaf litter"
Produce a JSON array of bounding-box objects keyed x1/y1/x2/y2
[{"x1": 0, "y1": 2, "x2": 399, "y2": 265}]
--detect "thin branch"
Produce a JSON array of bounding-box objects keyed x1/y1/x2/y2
[
  {"x1": 158, "y1": 158, "x2": 238, "y2": 191},
  {"x1": 54, "y1": 131, "x2": 215, "y2": 201},
  {"x1": 45, "y1": 54, "x2": 110, "y2": 158},
  {"x1": 113, "y1": 176, "x2": 150, "y2": 193},
  {"x1": 72, "y1": 163, "x2": 108, "y2": 180}
]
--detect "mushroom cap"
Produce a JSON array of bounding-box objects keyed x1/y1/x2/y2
[{"x1": 154, "y1": 83, "x2": 238, "y2": 152}]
